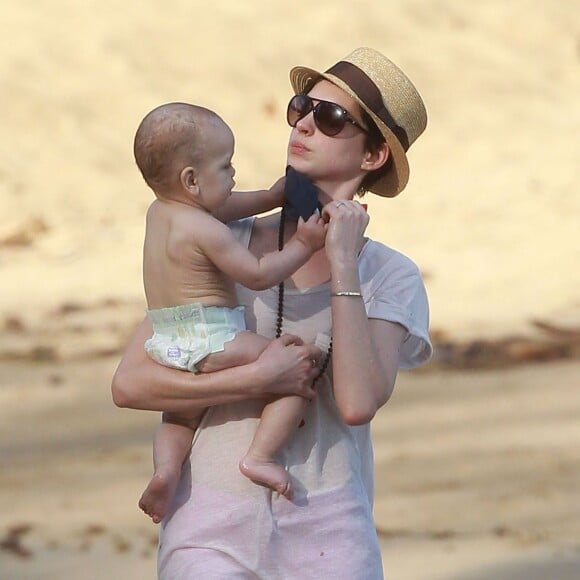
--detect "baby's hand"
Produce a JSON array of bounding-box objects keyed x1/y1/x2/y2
[
  {"x1": 268, "y1": 176, "x2": 286, "y2": 208},
  {"x1": 295, "y1": 213, "x2": 327, "y2": 252}
]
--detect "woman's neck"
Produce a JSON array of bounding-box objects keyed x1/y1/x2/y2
[{"x1": 314, "y1": 176, "x2": 362, "y2": 204}]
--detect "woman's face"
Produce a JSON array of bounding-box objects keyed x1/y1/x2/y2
[{"x1": 286, "y1": 80, "x2": 369, "y2": 196}]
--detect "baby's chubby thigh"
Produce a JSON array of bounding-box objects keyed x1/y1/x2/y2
[{"x1": 196, "y1": 331, "x2": 270, "y2": 374}]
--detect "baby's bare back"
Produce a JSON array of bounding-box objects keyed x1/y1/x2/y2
[{"x1": 143, "y1": 201, "x2": 238, "y2": 310}]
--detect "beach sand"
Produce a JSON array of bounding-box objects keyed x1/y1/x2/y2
[{"x1": 1, "y1": 0, "x2": 579, "y2": 578}]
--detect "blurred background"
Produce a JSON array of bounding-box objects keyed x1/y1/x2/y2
[{"x1": 1, "y1": 1, "x2": 578, "y2": 578}]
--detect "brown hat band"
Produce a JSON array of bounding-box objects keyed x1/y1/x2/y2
[{"x1": 326, "y1": 61, "x2": 410, "y2": 151}]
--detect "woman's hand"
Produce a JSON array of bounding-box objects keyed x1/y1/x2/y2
[
  {"x1": 254, "y1": 334, "x2": 322, "y2": 400},
  {"x1": 321, "y1": 200, "x2": 370, "y2": 266}
]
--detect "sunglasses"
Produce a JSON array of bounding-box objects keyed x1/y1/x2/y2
[{"x1": 286, "y1": 94, "x2": 368, "y2": 137}]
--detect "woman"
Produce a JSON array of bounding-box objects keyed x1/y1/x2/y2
[{"x1": 112, "y1": 47, "x2": 432, "y2": 579}]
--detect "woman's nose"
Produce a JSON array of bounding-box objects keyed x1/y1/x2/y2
[{"x1": 295, "y1": 112, "x2": 315, "y2": 134}]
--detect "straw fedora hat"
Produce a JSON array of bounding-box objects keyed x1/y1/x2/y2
[{"x1": 289, "y1": 47, "x2": 427, "y2": 197}]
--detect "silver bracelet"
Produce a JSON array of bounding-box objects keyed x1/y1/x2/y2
[{"x1": 331, "y1": 291, "x2": 363, "y2": 298}]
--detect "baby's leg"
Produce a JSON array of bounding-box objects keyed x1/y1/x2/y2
[
  {"x1": 195, "y1": 330, "x2": 270, "y2": 373},
  {"x1": 239, "y1": 395, "x2": 309, "y2": 499},
  {"x1": 139, "y1": 410, "x2": 204, "y2": 524}
]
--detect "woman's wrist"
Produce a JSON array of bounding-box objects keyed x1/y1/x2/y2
[
  {"x1": 243, "y1": 359, "x2": 272, "y2": 397},
  {"x1": 330, "y1": 261, "x2": 361, "y2": 294}
]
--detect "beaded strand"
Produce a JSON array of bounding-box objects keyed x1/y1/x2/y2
[{"x1": 276, "y1": 208, "x2": 332, "y2": 383}]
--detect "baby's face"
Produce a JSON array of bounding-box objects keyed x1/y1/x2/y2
[{"x1": 194, "y1": 121, "x2": 236, "y2": 212}]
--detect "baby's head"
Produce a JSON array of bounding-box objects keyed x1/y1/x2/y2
[{"x1": 134, "y1": 103, "x2": 235, "y2": 207}]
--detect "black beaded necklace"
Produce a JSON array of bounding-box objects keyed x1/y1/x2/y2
[{"x1": 275, "y1": 207, "x2": 332, "y2": 383}]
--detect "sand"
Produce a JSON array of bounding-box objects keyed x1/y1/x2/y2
[{"x1": 1, "y1": 0, "x2": 579, "y2": 578}]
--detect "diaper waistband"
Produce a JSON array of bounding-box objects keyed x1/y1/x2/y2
[{"x1": 147, "y1": 303, "x2": 245, "y2": 330}]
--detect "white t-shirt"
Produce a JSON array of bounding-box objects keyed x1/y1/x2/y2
[{"x1": 158, "y1": 217, "x2": 432, "y2": 580}]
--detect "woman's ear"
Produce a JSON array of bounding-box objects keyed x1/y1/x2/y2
[
  {"x1": 180, "y1": 167, "x2": 199, "y2": 196},
  {"x1": 361, "y1": 142, "x2": 390, "y2": 172}
]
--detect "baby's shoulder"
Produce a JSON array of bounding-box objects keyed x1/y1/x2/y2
[{"x1": 171, "y1": 210, "x2": 231, "y2": 253}]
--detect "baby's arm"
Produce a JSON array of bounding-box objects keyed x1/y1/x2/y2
[
  {"x1": 213, "y1": 177, "x2": 285, "y2": 223},
  {"x1": 201, "y1": 214, "x2": 326, "y2": 290}
]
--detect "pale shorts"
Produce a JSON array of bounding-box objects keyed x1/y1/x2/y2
[{"x1": 145, "y1": 303, "x2": 246, "y2": 373}]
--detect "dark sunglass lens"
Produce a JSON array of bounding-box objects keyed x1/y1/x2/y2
[
  {"x1": 314, "y1": 101, "x2": 346, "y2": 136},
  {"x1": 287, "y1": 95, "x2": 312, "y2": 127}
]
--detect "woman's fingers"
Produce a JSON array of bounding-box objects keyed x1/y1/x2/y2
[
  {"x1": 322, "y1": 199, "x2": 370, "y2": 262},
  {"x1": 256, "y1": 336, "x2": 322, "y2": 399},
  {"x1": 277, "y1": 333, "x2": 304, "y2": 347},
  {"x1": 302, "y1": 342, "x2": 323, "y2": 366},
  {"x1": 322, "y1": 199, "x2": 366, "y2": 218}
]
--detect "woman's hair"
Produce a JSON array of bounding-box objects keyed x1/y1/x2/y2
[{"x1": 357, "y1": 108, "x2": 392, "y2": 196}]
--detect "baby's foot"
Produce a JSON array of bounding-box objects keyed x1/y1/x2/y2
[
  {"x1": 239, "y1": 455, "x2": 292, "y2": 499},
  {"x1": 138, "y1": 471, "x2": 179, "y2": 524}
]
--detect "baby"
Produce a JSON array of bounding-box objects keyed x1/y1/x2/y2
[{"x1": 134, "y1": 102, "x2": 326, "y2": 523}]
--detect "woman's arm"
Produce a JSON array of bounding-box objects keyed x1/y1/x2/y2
[
  {"x1": 331, "y1": 309, "x2": 406, "y2": 424},
  {"x1": 322, "y1": 200, "x2": 406, "y2": 425},
  {"x1": 111, "y1": 317, "x2": 321, "y2": 413}
]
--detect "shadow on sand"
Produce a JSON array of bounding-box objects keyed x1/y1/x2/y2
[{"x1": 454, "y1": 553, "x2": 580, "y2": 580}]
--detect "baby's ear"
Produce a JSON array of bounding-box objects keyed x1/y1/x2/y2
[{"x1": 180, "y1": 167, "x2": 199, "y2": 195}]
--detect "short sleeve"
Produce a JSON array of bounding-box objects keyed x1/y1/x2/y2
[
  {"x1": 360, "y1": 243, "x2": 432, "y2": 369},
  {"x1": 228, "y1": 217, "x2": 254, "y2": 248}
]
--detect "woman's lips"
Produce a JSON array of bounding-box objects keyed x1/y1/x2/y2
[{"x1": 289, "y1": 140, "x2": 309, "y2": 155}]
